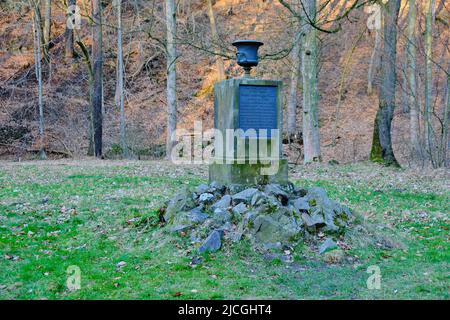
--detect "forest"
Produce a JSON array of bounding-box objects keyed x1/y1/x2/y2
[
  {"x1": 0, "y1": 0, "x2": 448, "y2": 167},
  {"x1": 0, "y1": 0, "x2": 449, "y2": 302}
]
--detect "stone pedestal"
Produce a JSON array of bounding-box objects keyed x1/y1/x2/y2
[
  {"x1": 209, "y1": 160, "x2": 288, "y2": 185},
  {"x1": 209, "y1": 78, "x2": 288, "y2": 185}
]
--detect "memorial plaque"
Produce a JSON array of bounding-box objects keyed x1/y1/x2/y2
[
  {"x1": 209, "y1": 78, "x2": 288, "y2": 185},
  {"x1": 238, "y1": 85, "x2": 277, "y2": 137}
]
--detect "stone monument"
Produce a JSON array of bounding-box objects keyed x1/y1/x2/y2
[
  {"x1": 163, "y1": 41, "x2": 355, "y2": 254},
  {"x1": 209, "y1": 40, "x2": 288, "y2": 185}
]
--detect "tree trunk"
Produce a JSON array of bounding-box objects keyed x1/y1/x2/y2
[
  {"x1": 370, "y1": 0, "x2": 400, "y2": 166},
  {"x1": 367, "y1": 28, "x2": 381, "y2": 95},
  {"x1": 115, "y1": 0, "x2": 128, "y2": 158},
  {"x1": 43, "y1": 0, "x2": 51, "y2": 50},
  {"x1": 401, "y1": 60, "x2": 409, "y2": 113},
  {"x1": 424, "y1": 0, "x2": 435, "y2": 167},
  {"x1": 286, "y1": 31, "x2": 301, "y2": 139},
  {"x1": 301, "y1": 0, "x2": 321, "y2": 163},
  {"x1": 33, "y1": 3, "x2": 47, "y2": 160},
  {"x1": 166, "y1": 0, "x2": 177, "y2": 159},
  {"x1": 92, "y1": 0, "x2": 103, "y2": 158},
  {"x1": 65, "y1": 0, "x2": 76, "y2": 59},
  {"x1": 406, "y1": 0, "x2": 421, "y2": 163},
  {"x1": 206, "y1": 0, "x2": 226, "y2": 81},
  {"x1": 440, "y1": 64, "x2": 450, "y2": 166}
]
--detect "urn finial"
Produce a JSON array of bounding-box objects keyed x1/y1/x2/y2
[{"x1": 232, "y1": 40, "x2": 264, "y2": 77}]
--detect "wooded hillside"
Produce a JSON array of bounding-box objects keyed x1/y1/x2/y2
[{"x1": 0, "y1": 0, "x2": 448, "y2": 167}]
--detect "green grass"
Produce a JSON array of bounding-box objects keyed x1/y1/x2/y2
[{"x1": 0, "y1": 160, "x2": 448, "y2": 299}]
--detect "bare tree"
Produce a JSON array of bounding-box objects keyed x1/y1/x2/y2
[
  {"x1": 115, "y1": 0, "x2": 128, "y2": 158},
  {"x1": 43, "y1": 0, "x2": 51, "y2": 50},
  {"x1": 369, "y1": 0, "x2": 401, "y2": 166},
  {"x1": 166, "y1": 0, "x2": 177, "y2": 158},
  {"x1": 31, "y1": 1, "x2": 47, "y2": 160},
  {"x1": 424, "y1": 0, "x2": 435, "y2": 166},
  {"x1": 286, "y1": 30, "x2": 301, "y2": 140},
  {"x1": 65, "y1": 0, "x2": 76, "y2": 59},
  {"x1": 406, "y1": 0, "x2": 422, "y2": 162},
  {"x1": 367, "y1": 6, "x2": 381, "y2": 96},
  {"x1": 206, "y1": 0, "x2": 226, "y2": 80},
  {"x1": 438, "y1": 64, "x2": 449, "y2": 167},
  {"x1": 92, "y1": 0, "x2": 103, "y2": 158},
  {"x1": 301, "y1": 0, "x2": 321, "y2": 163}
]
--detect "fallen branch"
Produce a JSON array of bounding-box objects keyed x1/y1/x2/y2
[{"x1": 0, "y1": 142, "x2": 71, "y2": 157}]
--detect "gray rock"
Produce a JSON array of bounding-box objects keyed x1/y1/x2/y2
[
  {"x1": 306, "y1": 187, "x2": 340, "y2": 231},
  {"x1": 199, "y1": 192, "x2": 214, "y2": 203},
  {"x1": 277, "y1": 213, "x2": 302, "y2": 237},
  {"x1": 217, "y1": 222, "x2": 233, "y2": 232},
  {"x1": 171, "y1": 224, "x2": 193, "y2": 233},
  {"x1": 294, "y1": 187, "x2": 308, "y2": 197},
  {"x1": 266, "y1": 195, "x2": 282, "y2": 208},
  {"x1": 250, "y1": 191, "x2": 265, "y2": 206},
  {"x1": 264, "y1": 184, "x2": 289, "y2": 198},
  {"x1": 212, "y1": 208, "x2": 232, "y2": 224},
  {"x1": 228, "y1": 231, "x2": 243, "y2": 242},
  {"x1": 232, "y1": 188, "x2": 258, "y2": 204},
  {"x1": 188, "y1": 207, "x2": 209, "y2": 224},
  {"x1": 166, "y1": 182, "x2": 353, "y2": 253},
  {"x1": 252, "y1": 215, "x2": 298, "y2": 245},
  {"x1": 194, "y1": 184, "x2": 209, "y2": 195},
  {"x1": 164, "y1": 187, "x2": 195, "y2": 222},
  {"x1": 264, "y1": 184, "x2": 289, "y2": 205},
  {"x1": 319, "y1": 238, "x2": 338, "y2": 254},
  {"x1": 310, "y1": 210, "x2": 325, "y2": 225},
  {"x1": 301, "y1": 212, "x2": 316, "y2": 227},
  {"x1": 240, "y1": 210, "x2": 259, "y2": 229},
  {"x1": 198, "y1": 230, "x2": 222, "y2": 253},
  {"x1": 293, "y1": 197, "x2": 310, "y2": 211},
  {"x1": 228, "y1": 184, "x2": 245, "y2": 195},
  {"x1": 209, "y1": 181, "x2": 224, "y2": 192},
  {"x1": 332, "y1": 203, "x2": 353, "y2": 228},
  {"x1": 252, "y1": 216, "x2": 281, "y2": 243},
  {"x1": 232, "y1": 202, "x2": 248, "y2": 215},
  {"x1": 306, "y1": 187, "x2": 328, "y2": 203},
  {"x1": 211, "y1": 195, "x2": 231, "y2": 211}
]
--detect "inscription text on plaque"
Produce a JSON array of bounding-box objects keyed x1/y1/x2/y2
[{"x1": 238, "y1": 85, "x2": 277, "y2": 137}]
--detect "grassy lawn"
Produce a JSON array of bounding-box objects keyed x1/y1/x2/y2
[{"x1": 0, "y1": 160, "x2": 448, "y2": 299}]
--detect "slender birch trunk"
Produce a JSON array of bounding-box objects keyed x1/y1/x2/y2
[
  {"x1": 115, "y1": 0, "x2": 128, "y2": 158},
  {"x1": 166, "y1": 0, "x2": 177, "y2": 159},
  {"x1": 301, "y1": 0, "x2": 321, "y2": 163},
  {"x1": 406, "y1": 0, "x2": 421, "y2": 162},
  {"x1": 206, "y1": 0, "x2": 226, "y2": 81},
  {"x1": 32, "y1": 3, "x2": 47, "y2": 160},
  {"x1": 424, "y1": 0, "x2": 435, "y2": 167}
]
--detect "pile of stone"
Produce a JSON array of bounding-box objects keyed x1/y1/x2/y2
[{"x1": 162, "y1": 182, "x2": 354, "y2": 254}]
